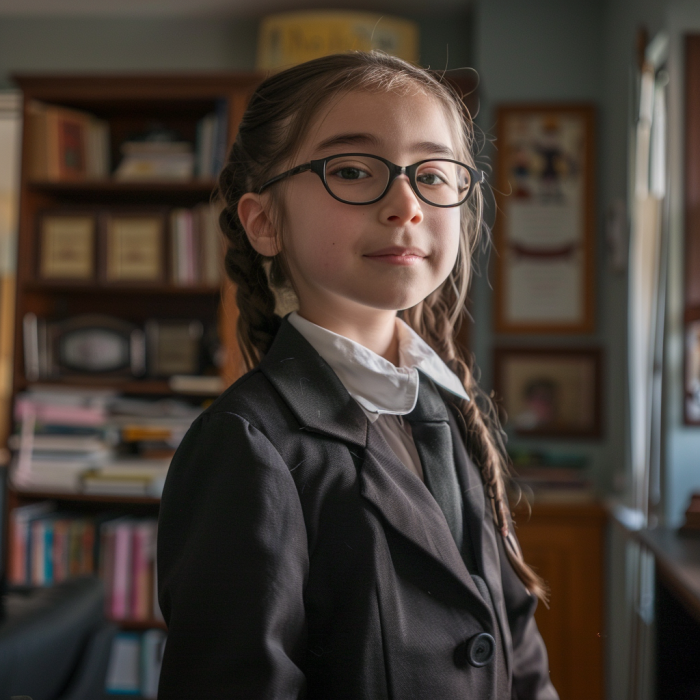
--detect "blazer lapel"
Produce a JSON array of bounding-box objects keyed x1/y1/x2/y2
[
  {"x1": 360, "y1": 422, "x2": 492, "y2": 623},
  {"x1": 446, "y1": 403, "x2": 514, "y2": 676}
]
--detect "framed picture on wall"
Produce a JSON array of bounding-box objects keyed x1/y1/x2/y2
[
  {"x1": 101, "y1": 210, "x2": 166, "y2": 284},
  {"x1": 493, "y1": 347, "x2": 603, "y2": 438},
  {"x1": 494, "y1": 104, "x2": 596, "y2": 334},
  {"x1": 37, "y1": 210, "x2": 96, "y2": 281}
]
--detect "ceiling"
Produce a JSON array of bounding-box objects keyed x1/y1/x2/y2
[{"x1": 0, "y1": 0, "x2": 470, "y2": 17}]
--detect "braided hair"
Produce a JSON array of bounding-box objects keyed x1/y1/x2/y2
[{"x1": 215, "y1": 51, "x2": 547, "y2": 602}]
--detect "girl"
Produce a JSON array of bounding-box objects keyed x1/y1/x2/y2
[{"x1": 157, "y1": 51, "x2": 559, "y2": 700}]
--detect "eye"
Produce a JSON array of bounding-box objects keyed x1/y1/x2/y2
[
  {"x1": 327, "y1": 165, "x2": 370, "y2": 180},
  {"x1": 416, "y1": 171, "x2": 448, "y2": 186}
]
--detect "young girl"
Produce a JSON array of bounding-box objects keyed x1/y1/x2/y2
[{"x1": 157, "y1": 51, "x2": 559, "y2": 700}]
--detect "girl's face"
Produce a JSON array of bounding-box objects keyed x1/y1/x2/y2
[{"x1": 276, "y1": 89, "x2": 462, "y2": 325}]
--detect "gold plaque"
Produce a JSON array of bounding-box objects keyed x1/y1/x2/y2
[
  {"x1": 256, "y1": 11, "x2": 419, "y2": 70},
  {"x1": 104, "y1": 214, "x2": 164, "y2": 282},
  {"x1": 40, "y1": 214, "x2": 95, "y2": 280}
]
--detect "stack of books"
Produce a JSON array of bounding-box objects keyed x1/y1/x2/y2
[
  {"x1": 9, "y1": 390, "x2": 201, "y2": 496},
  {"x1": 114, "y1": 140, "x2": 195, "y2": 181},
  {"x1": 169, "y1": 203, "x2": 224, "y2": 286},
  {"x1": 11, "y1": 388, "x2": 116, "y2": 492},
  {"x1": 27, "y1": 101, "x2": 110, "y2": 181},
  {"x1": 105, "y1": 629, "x2": 166, "y2": 698},
  {"x1": 195, "y1": 99, "x2": 228, "y2": 178},
  {"x1": 508, "y1": 449, "x2": 595, "y2": 503}
]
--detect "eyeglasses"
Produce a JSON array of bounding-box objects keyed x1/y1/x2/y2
[{"x1": 257, "y1": 153, "x2": 486, "y2": 208}]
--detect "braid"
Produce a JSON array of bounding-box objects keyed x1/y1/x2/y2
[
  {"x1": 405, "y1": 295, "x2": 549, "y2": 604},
  {"x1": 216, "y1": 142, "x2": 281, "y2": 370}
]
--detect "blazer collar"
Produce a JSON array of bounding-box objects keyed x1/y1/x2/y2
[{"x1": 260, "y1": 317, "x2": 368, "y2": 448}]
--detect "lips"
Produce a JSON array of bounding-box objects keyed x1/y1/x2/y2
[{"x1": 364, "y1": 246, "x2": 427, "y2": 258}]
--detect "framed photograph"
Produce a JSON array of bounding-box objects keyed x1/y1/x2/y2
[
  {"x1": 101, "y1": 211, "x2": 165, "y2": 283},
  {"x1": 494, "y1": 347, "x2": 602, "y2": 438},
  {"x1": 38, "y1": 211, "x2": 96, "y2": 281},
  {"x1": 23, "y1": 313, "x2": 146, "y2": 380},
  {"x1": 146, "y1": 319, "x2": 203, "y2": 377},
  {"x1": 494, "y1": 104, "x2": 596, "y2": 334},
  {"x1": 685, "y1": 321, "x2": 700, "y2": 424}
]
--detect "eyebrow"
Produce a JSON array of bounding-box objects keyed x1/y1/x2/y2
[{"x1": 312, "y1": 132, "x2": 455, "y2": 159}]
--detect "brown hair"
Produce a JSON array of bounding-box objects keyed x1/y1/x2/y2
[{"x1": 216, "y1": 51, "x2": 547, "y2": 603}]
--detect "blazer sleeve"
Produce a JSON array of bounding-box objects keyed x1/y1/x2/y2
[
  {"x1": 157, "y1": 410, "x2": 309, "y2": 700},
  {"x1": 497, "y1": 530, "x2": 559, "y2": 700}
]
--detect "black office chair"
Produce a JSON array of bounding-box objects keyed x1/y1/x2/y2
[{"x1": 0, "y1": 467, "x2": 117, "y2": 700}]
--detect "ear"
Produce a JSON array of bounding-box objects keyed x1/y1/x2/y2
[{"x1": 238, "y1": 192, "x2": 280, "y2": 257}]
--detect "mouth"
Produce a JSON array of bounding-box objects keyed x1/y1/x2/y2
[{"x1": 363, "y1": 246, "x2": 427, "y2": 265}]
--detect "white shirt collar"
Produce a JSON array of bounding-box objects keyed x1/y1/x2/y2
[{"x1": 287, "y1": 312, "x2": 469, "y2": 423}]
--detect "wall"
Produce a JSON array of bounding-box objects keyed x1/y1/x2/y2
[
  {"x1": 0, "y1": 12, "x2": 471, "y2": 89},
  {"x1": 473, "y1": 0, "x2": 615, "y2": 493}
]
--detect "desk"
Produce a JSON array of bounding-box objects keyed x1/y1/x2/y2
[{"x1": 635, "y1": 528, "x2": 700, "y2": 699}]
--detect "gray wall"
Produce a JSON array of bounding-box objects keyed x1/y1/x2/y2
[
  {"x1": 0, "y1": 13, "x2": 471, "y2": 88},
  {"x1": 473, "y1": 0, "x2": 617, "y2": 494}
]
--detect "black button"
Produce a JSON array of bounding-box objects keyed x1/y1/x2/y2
[
  {"x1": 467, "y1": 632, "x2": 495, "y2": 666},
  {"x1": 454, "y1": 632, "x2": 495, "y2": 668}
]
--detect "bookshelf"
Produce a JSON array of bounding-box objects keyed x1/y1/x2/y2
[{"x1": 3, "y1": 73, "x2": 264, "y2": 697}]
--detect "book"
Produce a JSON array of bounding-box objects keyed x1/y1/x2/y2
[
  {"x1": 141, "y1": 629, "x2": 167, "y2": 698},
  {"x1": 27, "y1": 101, "x2": 110, "y2": 181},
  {"x1": 132, "y1": 520, "x2": 157, "y2": 620},
  {"x1": 8, "y1": 500, "x2": 55, "y2": 584},
  {"x1": 105, "y1": 632, "x2": 141, "y2": 695}
]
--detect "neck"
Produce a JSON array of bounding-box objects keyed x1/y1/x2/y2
[{"x1": 296, "y1": 305, "x2": 400, "y2": 365}]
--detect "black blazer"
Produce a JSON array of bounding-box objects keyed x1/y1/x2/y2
[{"x1": 157, "y1": 319, "x2": 559, "y2": 700}]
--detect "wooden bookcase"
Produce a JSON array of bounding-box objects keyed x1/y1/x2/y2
[{"x1": 4, "y1": 73, "x2": 264, "y2": 641}]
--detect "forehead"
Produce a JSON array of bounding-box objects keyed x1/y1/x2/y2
[{"x1": 300, "y1": 88, "x2": 457, "y2": 158}]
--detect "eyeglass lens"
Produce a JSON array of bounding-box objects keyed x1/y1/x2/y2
[{"x1": 324, "y1": 155, "x2": 472, "y2": 206}]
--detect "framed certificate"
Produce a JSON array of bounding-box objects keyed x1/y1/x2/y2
[
  {"x1": 102, "y1": 211, "x2": 166, "y2": 283},
  {"x1": 38, "y1": 211, "x2": 95, "y2": 281},
  {"x1": 494, "y1": 347, "x2": 602, "y2": 438},
  {"x1": 494, "y1": 104, "x2": 596, "y2": 334}
]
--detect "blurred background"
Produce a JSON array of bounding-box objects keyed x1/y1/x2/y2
[{"x1": 0, "y1": 1, "x2": 699, "y2": 699}]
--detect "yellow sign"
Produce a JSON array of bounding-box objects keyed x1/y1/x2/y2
[{"x1": 256, "y1": 11, "x2": 419, "y2": 70}]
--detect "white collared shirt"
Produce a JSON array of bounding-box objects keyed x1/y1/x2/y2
[{"x1": 287, "y1": 312, "x2": 469, "y2": 482}]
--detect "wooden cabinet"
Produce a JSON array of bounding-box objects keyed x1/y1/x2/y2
[{"x1": 514, "y1": 502, "x2": 607, "y2": 700}]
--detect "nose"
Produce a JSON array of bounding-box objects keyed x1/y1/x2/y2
[{"x1": 378, "y1": 174, "x2": 424, "y2": 226}]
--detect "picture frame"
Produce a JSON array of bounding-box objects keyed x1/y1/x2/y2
[
  {"x1": 101, "y1": 210, "x2": 166, "y2": 284},
  {"x1": 493, "y1": 347, "x2": 603, "y2": 438},
  {"x1": 24, "y1": 313, "x2": 146, "y2": 380},
  {"x1": 37, "y1": 210, "x2": 96, "y2": 281},
  {"x1": 145, "y1": 319, "x2": 203, "y2": 377},
  {"x1": 494, "y1": 104, "x2": 596, "y2": 334}
]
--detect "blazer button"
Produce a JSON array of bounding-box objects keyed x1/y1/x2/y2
[
  {"x1": 467, "y1": 632, "x2": 495, "y2": 667},
  {"x1": 454, "y1": 632, "x2": 496, "y2": 668}
]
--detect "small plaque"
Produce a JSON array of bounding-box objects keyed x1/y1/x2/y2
[
  {"x1": 39, "y1": 212, "x2": 95, "y2": 280},
  {"x1": 103, "y1": 212, "x2": 165, "y2": 283},
  {"x1": 146, "y1": 320, "x2": 203, "y2": 377}
]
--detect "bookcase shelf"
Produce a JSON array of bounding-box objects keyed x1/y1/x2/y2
[
  {"x1": 11, "y1": 487, "x2": 161, "y2": 505},
  {"x1": 28, "y1": 178, "x2": 218, "y2": 193},
  {"x1": 24, "y1": 281, "x2": 221, "y2": 295}
]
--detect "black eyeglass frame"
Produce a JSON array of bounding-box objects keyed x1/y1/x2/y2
[{"x1": 257, "y1": 152, "x2": 487, "y2": 208}]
